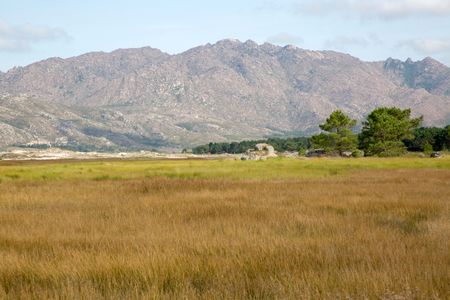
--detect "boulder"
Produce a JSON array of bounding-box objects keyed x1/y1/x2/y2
[
  {"x1": 306, "y1": 149, "x2": 326, "y2": 157},
  {"x1": 255, "y1": 143, "x2": 276, "y2": 156},
  {"x1": 430, "y1": 152, "x2": 442, "y2": 158},
  {"x1": 341, "y1": 151, "x2": 353, "y2": 158},
  {"x1": 241, "y1": 143, "x2": 277, "y2": 160}
]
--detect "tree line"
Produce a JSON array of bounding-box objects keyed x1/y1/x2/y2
[
  {"x1": 192, "y1": 107, "x2": 449, "y2": 157},
  {"x1": 192, "y1": 137, "x2": 310, "y2": 154}
]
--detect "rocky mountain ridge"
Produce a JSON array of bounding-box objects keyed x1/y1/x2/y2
[{"x1": 1, "y1": 39, "x2": 449, "y2": 150}]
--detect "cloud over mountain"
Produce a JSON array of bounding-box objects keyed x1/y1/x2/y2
[
  {"x1": 0, "y1": 19, "x2": 70, "y2": 52},
  {"x1": 398, "y1": 38, "x2": 450, "y2": 54},
  {"x1": 266, "y1": 33, "x2": 304, "y2": 46}
]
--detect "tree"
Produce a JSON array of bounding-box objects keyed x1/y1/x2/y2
[
  {"x1": 229, "y1": 142, "x2": 239, "y2": 154},
  {"x1": 192, "y1": 144, "x2": 209, "y2": 154},
  {"x1": 403, "y1": 127, "x2": 448, "y2": 152},
  {"x1": 310, "y1": 133, "x2": 334, "y2": 153},
  {"x1": 311, "y1": 110, "x2": 357, "y2": 155},
  {"x1": 447, "y1": 125, "x2": 450, "y2": 149},
  {"x1": 359, "y1": 107, "x2": 422, "y2": 156}
]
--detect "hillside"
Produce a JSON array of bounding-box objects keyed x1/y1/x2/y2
[{"x1": 1, "y1": 39, "x2": 449, "y2": 150}]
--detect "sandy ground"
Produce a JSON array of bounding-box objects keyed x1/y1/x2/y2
[{"x1": 0, "y1": 148, "x2": 239, "y2": 161}]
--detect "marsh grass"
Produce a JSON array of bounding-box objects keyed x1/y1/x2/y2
[
  {"x1": 0, "y1": 157, "x2": 449, "y2": 299},
  {"x1": 0, "y1": 156, "x2": 449, "y2": 182}
]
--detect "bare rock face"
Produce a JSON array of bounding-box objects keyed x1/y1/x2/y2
[
  {"x1": 383, "y1": 57, "x2": 450, "y2": 95},
  {"x1": 1, "y1": 39, "x2": 450, "y2": 151}
]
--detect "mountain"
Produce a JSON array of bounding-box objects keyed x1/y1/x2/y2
[{"x1": 1, "y1": 39, "x2": 449, "y2": 151}]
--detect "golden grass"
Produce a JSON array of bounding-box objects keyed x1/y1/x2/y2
[{"x1": 0, "y1": 158, "x2": 449, "y2": 299}]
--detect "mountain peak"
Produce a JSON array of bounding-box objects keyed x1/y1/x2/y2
[
  {"x1": 244, "y1": 39, "x2": 258, "y2": 47},
  {"x1": 1, "y1": 41, "x2": 449, "y2": 150},
  {"x1": 420, "y1": 56, "x2": 446, "y2": 68},
  {"x1": 383, "y1": 55, "x2": 450, "y2": 94},
  {"x1": 283, "y1": 44, "x2": 298, "y2": 50},
  {"x1": 215, "y1": 38, "x2": 242, "y2": 46}
]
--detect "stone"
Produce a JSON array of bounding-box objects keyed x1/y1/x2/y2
[
  {"x1": 430, "y1": 152, "x2": 442, "y2": 158},
  {"x1": 255, "y1": 143, "x2": 276, "y2": 156},
  {"x1": 240, "y1": 143, "x2": 277, "y2": 160},
  {"x1": 306, "y1": 149, "x2": 326, "y2": 157},
  {"x1": 341, "y1": 151, "x2": 353, "y2": 158}
]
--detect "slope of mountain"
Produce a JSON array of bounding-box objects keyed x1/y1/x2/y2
[
  {"x1": 0, "y1": 94, "x2": 175, "y2": 151},
  {"x1": 1, "y1": 39, "x2": 449, "y2": 150}
]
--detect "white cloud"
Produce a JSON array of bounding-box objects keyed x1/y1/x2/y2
[
  {"x1": 324, "y1": 34, "x2": 381, "y2": 49},
  {"x1": 0, "y1": 19, "x2": 70, "y2": 52},
  {"x1": 266, "y1": 33, "x2": 303, "y2": 45},
  {"x1": 293, "y1": 0, "x2": 450, "y2": 19},
  {"x1": 325, "y1": 36, "x2": 369, "y2": 49},
  {"x1": 0, "y1": 37, "x2": 29, "y2": 52},
  {"x1": 398, "y1": 38, "x2": 450, "y2": 54}
]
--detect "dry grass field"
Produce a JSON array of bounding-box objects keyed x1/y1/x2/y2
[{"x1": 0, "y1": 157, "x2": 449, "y2": 299}]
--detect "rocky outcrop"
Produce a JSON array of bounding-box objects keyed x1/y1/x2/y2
[
  {"x1": 255, "y1": 143, "x2": 276, "y2": 156},
  {"x1": 383, "y1": 57, "x2": 450, "y2": 95},
  {"x1": 241, "y1": 143, "x2": 277, "y2": 160}
]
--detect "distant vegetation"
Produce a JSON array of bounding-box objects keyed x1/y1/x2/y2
[
  {"x1": 192, "y1": 137, "x2": 310, "y2": 154},
  {"x1": 193, "y1": 107, "x2": 449, "y2": 157},
  {"x1": 403, "y1": 126, "x2": 450, "y2": 152}
]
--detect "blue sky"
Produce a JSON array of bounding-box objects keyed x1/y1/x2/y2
[{"x1": 1, "y1": 0, "x2": 450, "y2": 71}]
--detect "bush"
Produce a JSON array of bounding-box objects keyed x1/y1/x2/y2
[
  {"x1": 423, "y1": 142, "x2": 433, "y2": 155},
  {"x1": 352, "y1": 149, "x2": 364, "y2": 158},
  {"x1": 298, "y1": 147, "x2": 307, "y2": 156}
]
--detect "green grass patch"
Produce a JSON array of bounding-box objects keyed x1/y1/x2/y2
[{"x1": 0, "y1": 156, "x2": 448, "y2": 182}]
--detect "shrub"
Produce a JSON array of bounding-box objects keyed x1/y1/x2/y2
[
  {"x1": 352, "y1": 149, "x2": 364, "y2": 158},
  {"x1": 423, "y1": 142, "x2": 433, "y2": 155},
  {"x1": 298, "y1": 147, "x2": 307, "y2": 156}
]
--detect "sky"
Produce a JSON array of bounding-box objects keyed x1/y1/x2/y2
[{"x1": 1, "y1": 0, "x2": 450, "y2": 71}]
